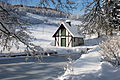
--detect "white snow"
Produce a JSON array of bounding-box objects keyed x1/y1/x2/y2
[
  {"x1": 59, "y1": 22, "x2": 84, "y2": 37},
  {"x1": 1, "y1": 12, "x2": 120, "y2": 80},
  {"x1": 0, "y1": 12, "x2": 86, "y2": 57},
  {"x1": 58, "y1": 46, "x2": 101, "y2": 80},
  {"x1": 58, "y1": 46, "x2": 120, "y2": 80},
  {"x1": 23, "y1": 15, "x2": 120, "y2": 80}
]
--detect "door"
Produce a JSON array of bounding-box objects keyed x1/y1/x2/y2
[{"x1": 61, "y1": 38, "x2": 66, "y2": 47}]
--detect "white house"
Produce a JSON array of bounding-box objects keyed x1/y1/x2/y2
[{"x1": 52, "y1": 20, "x2": 84, "y2": 47}]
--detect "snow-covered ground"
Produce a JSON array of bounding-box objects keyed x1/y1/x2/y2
[
  {"x1": 0, "y1": 13, "x2": 87, "y2": 57},
  {"x1": 1, "y1": 12, "x2": 120, "y2": 80},
  {"x1": 22, "y1": 14, "x2": 120, "y2": 80},
  {"x1": 0, "y1": 56, "x2": 68, "y2": 80},
  {"x1": 58, "y1": 46, "x2": 120, "y2": 80},
  {"x1": 58, "y1": 46, "x2": 101, "y2": 80}
]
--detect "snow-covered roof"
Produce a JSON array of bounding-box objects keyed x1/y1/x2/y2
[{"x1": 53, "y1": 21, "x2": 84, "y2": 38}]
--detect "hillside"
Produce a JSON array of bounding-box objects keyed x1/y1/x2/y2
[
  {"x1": 12, "y1": 4, "x2": 67, "y2": 18},
  {"x1": 0, "y1": 1, "x2": 67, "y2": 18},
  {"x1": 0, "y1": 1, "x2": 84, "y2": 54},
  {"x1": 0, "y1": 1, "x2": 68, "y2": 24},
  {"x1": 0, "y1": 1, "x2": 83, "y2": 24}
]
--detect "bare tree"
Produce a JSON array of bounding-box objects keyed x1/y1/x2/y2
[
  {"x1": 82, "y1": 0, "x2": 120, "y2": 37},
  {"x1": 81, "y1": 0, "x2": 120, "y2": 66},
  {"x1": 0, "y1": 0, "x2": 77, "y2": 56},
  {"x1": 99, "y1": 36, "x2": 120, "y2": 66},
  {"x1": 0, "y1": 0, "x2": 77, "y2": 13},
  {"x1": 39, "y1": 0, "x2": 77, "y2": 12},
  {"x1": 0, "y1": 2, "x2": 43, "y2": 58}
]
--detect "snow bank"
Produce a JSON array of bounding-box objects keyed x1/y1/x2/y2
[
  {"x1": 98, "y1": 62, "x2": 120, "y2": 80},
  {"x1": 58, "y1": 47, "x2": 120, "y2": 80}
]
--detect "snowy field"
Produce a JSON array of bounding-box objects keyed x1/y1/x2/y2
[
  {"x1": 0, "y1": 13, "x2": 90, "y2": 80},
  {"x1": 0, "y1": 12, "x2": 85, "y2": 56},
  {"x1": 26, "y1": 23, "x2": 120, "y2": 80},
  {"x1": 1, "y1": 12, "x2": 119, "y2": 80}
]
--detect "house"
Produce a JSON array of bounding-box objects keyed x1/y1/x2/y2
[{"x1": 52, "y1": 20, "x2": 84, "y2": 47}]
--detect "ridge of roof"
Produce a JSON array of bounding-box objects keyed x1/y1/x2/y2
[
  {"x1": 52, "y1": 21, "x2": 84, "y2": 38},
  {"x1": 62, "y1": 22, "x2": 84, "y2": 37}
]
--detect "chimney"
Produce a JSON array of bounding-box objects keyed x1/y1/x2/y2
[{"x1": 66, "y1": 20, "x2": 71, "y2": 26}]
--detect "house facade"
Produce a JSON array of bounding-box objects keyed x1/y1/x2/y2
[{"x1": 52, "y1": 21, "x2": 84, "y2": 47}]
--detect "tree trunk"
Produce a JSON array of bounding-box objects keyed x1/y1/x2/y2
[
  {"x1": 105, "y1": 29, "x2": 108, "y2": 35},
  {"x1": 109, "y1": 29, "x2": 113, "y2": 36},
  {"x1": 97, "y1": 32, "x2": 101, "y2": 38}
]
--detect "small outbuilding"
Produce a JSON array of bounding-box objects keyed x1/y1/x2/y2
[{"x1": 52, "y1": 20, "x2": 84, "y2": 47}]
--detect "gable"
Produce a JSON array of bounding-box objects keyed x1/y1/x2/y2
[
  {"x1": 52, "y1": 22, "x2": 84, "y2": 38},
  {"x1": 52, "y1": 24, "x2": 69, "y2": 37}
]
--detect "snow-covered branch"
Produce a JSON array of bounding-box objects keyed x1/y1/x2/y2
[
  {"x1": 100, "y1": 36, "x2": 120, "y2": 66},
  {"x1": 0, "y1": 4, "x2": 43, "y2": 57},
  {"x1": 82, "y1": 0, "x2": 120, "y2": 37}
]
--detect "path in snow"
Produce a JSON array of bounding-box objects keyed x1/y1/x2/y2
[{"x1": 59, "y1": 47, "x2": 101, "y2": 80}]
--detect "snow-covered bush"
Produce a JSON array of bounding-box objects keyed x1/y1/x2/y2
[{"x1": 99, "y1": 36, "x2": 120, "y2": 66}]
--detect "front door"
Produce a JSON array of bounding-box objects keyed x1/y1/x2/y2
[{"x1": 61, "y1": 38, "x2": 66, "y2": 47}]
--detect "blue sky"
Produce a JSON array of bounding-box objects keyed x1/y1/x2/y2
[{"x1": 1, "y1": 0, "x2": 92, "y2": 14}]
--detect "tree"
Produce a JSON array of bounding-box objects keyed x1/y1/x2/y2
[
  {"x1": 39, "y1": 0, "x2": 77, "y2": 12},
  {"x1": 0, "y1": 0, "x2": 77, "y2": 56},
  {"x1": 99, "y1": 36, "x2": 120, "y2": 66},
  {"x1": 1, "y1": 0, "x2": 78, "y2": 16},
  {"x1": 82, "y1": 0, "x2": 120, "y2": 37},
  {"x1": 0, "y1": 2, "x2": 43, "y2": 57},
  {"x1": 81, "y1": 0, "x2": 120, "y2": 66}
]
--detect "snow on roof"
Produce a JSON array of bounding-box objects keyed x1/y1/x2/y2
[
  {"x1": 62, "y1": 22, "x2": 84, "y2": 37},
  {"x1": 52, "y1": 21, "x2": 84, "y2": 38}
]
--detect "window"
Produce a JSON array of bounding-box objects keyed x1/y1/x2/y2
[
  {"x1": 61, "y1": 28, "x2": 66, "y2": 36},
  {"x1": 61, "y1": 38, "x2": 66, "y2": 47}
]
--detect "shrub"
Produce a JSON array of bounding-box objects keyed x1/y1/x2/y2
[{"x1": 99, "y1": 36, "x2": 120, "y2": 66}]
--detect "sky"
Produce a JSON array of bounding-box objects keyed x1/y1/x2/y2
[{"x1": 0, "y1": 0, "x2": 93, "y2": 14}]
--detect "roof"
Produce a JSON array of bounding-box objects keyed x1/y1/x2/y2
[{"x1": 53, "y1": 22, "x2": 84, "y2": 38}]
